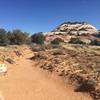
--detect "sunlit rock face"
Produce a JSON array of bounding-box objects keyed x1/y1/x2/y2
[
  {"x1": 44, "y1": 22, "x2": 98, "y2": 43},
  {"x1": 53, "y1": 22, "x2": 98, "y2": 35}
]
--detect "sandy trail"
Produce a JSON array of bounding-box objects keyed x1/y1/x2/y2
[{"x1": 0, "y1": 50, "x2": 92, "y2": 100}]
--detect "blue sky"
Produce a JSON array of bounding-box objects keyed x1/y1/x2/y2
[{"x1": 0, "y1": 0, "x2": 100, "y2": 34}]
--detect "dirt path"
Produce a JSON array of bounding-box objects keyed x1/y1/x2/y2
[{"x1": 0, "y1": 50, "x2": 92, "y2": 100}]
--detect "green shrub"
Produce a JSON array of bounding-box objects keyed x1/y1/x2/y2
[
  {"x1": 0, "y1": 28, "x2": 31, "y2": 46},
  {"x1": 51, "y1": 38, "x2": 64, "y2": 45},
  {"x1": 69, "y1": 37, "x2": 84, "y2": 44},
  {"x1": 52, "y1": 50, "x2": 65, "y2": 55},
  {"x1": 31, "y1": 32, "x2": 44, "y2": 45},
  {"x1": 0, "y1": 29, "x2": 10, "y2": 46},
  {"x1": 75, "y1": 80, "x2": 96, "y2": 92},
  {"x1": 90, "y1": 39, "x2": 100, "y2": 46},
  {"x1": 30, "y1": 44, "x2": 45, "y2": 52},
  {"x1": 7, "y1": 30, "x2": 31, "y2": 45}
]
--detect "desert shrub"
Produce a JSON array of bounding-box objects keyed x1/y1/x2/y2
[
  {"x1": 52, "y1": 50, "x2": 65, "y2": 55},
  {"x1": 69, "y1": 37, "x2": 85, "y2": 44},
  {"x1": 0, "y1": 28, "x2": 31, "y2": 46},
  {"x1": 31, "y1": 32, "x2": 44, "y2": 45},
  {"x1": 51, "y1": 38, "x2": 64, "y2": 45},
  {"x1": 30, "y1": 52, "x2": 47, "y2": 60},
  {"x1": 9, "y1": 30, "x2": 31, "y2": 45},
  {"x1": 0, "y1": 29, "x2": 10, "y2": 46},
  {"x1": 75, "y1": 80, "x2": 96, "y2": 92},
  {"x1": 90, "y1": 39, "x2": 100, "y2": 46},
  {"x1": 30, "y1": 43, "x2": 45, "y2": 52}
]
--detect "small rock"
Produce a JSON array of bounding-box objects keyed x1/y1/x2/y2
[{"x1": 6, "y1": 58, "x2": 15, "y2": 64}]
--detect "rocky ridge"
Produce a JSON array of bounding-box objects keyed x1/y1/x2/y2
[
  {"x1": 53, "y1": 22, "x2": 98, "y2": 35},
  {"x1": 44, "y1": 22, "x2": 99, "y2": 43}
]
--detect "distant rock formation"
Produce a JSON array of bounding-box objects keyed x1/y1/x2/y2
[
  {"x1": 53, "y1": 22, "x2": 98, "y2": 35},
  {"x1": 44, "y1": 22, "x2": 98, "y2": 43}
]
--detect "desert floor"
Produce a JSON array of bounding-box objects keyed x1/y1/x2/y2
[{"x1": 0, "y1": 49, "x2": 92, "y2": 100}]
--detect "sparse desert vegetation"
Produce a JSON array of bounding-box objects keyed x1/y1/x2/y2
[
  {"x1": 0, "y1": 45, "x2": 92, "y2": 100},
  {"x1": 0, "y1": 22, "x2": 100, "y2": 100},
  {"x1": 0, "y1": 0, "x2": 100, "y2": 99},
  {"x1": 31, "y1": 44, "x2": 100, "y2": 99}
]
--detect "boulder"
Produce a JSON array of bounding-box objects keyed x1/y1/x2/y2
[{"x1": 0, "y1": 64, "x2": 7, "y2": 74}]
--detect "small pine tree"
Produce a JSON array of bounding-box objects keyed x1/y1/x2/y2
[
  {"x1": 31, "y1": 32, "x2": 44, "y2": 45},
  {"x1": 0, "y1": 29, "x2": 10, "y2": 46}
]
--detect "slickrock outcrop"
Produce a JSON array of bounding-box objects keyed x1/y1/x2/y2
[
  {"x1": 53, "y1": 22, "x2": 98, "y2": 35},
  {"x1": 44, "y1": 22, "x2": 98, "y2": 43}
]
